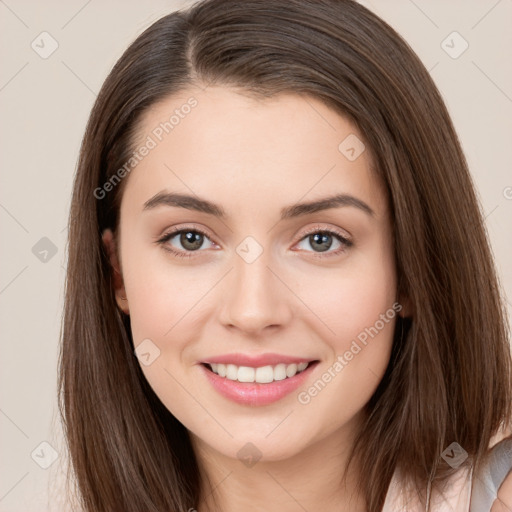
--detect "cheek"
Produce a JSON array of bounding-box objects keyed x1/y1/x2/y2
[
  {"x1": 121, "y1": 239, "x2": 206, "y2": 344},
  {"x1": 122, "y1": 225, "x2": 397, "y2": 425},
  {"x1": 120, "y1": 247, "x2": 212, "y2": 426},
  {"x1": 124, "y1": 227, "x2": 397, "y2": 362},
  {"x1": 298, "y1": 244, "x2": 397, "y2": 353},
  {"x1": 292, "y1": 240, "x2": 397, "y2": 412}
]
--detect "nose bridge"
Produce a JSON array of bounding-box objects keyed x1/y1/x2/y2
[{"x1": 218, "y1": 237, "x2": 292, "y2": 333}]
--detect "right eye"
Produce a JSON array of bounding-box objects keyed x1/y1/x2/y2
[{"x1": 156, "y1": 226, "x2": 217, "y2": 258}]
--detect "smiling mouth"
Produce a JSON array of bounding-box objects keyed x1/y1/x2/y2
[{"x1": 202, "y1": 360, "x2": 319, "y2": 384}]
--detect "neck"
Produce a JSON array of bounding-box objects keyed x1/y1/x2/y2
[{"x1": 190, "y1": 412, "x2": 367, "y2": 512}]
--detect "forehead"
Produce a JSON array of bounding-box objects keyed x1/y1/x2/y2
[{"x1": 122, "y1": 86, "x2": 386, "y2": 219}]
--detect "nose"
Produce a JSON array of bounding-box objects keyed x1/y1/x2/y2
[{"x1": 218, "y1": 246, "x2": 293, "y2": 336}]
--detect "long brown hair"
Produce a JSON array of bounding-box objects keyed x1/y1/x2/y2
[{"x1": 58, "y1": 0, "x2": 512, "y2": 510}]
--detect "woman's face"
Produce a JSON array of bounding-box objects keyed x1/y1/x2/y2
[{"x1": 103, "y1": 86, "x2": 399, "y2": 462}]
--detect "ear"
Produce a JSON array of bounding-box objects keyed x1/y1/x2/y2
[
  {"x1": 102, "y1": 228, "x2": 129, "y2": 315},
  {"x1": 396, "y1": 294, "x2": 413, "y2": 318},
  {"x1": 396, "y1": 282, "x2": 414, "y2": 318}
]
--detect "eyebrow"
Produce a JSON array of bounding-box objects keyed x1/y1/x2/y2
[{"x1": 143, "y1": 191, "x2": 375, "y2": 219}]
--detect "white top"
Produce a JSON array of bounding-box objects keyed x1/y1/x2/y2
[{"x1": 382, "y1": 437, "x2": 512, "y2": 511}]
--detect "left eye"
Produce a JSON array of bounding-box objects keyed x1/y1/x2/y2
[{"x1": 295, "y1": 229, "x2": 352, "y2": 256}]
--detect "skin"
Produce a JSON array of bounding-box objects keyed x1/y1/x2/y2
[
  {"x1": 491, "y1": 460, "x2": 512, "y2": 512},
  {"x1": 102, "y1": 85, "x2": 405, "y2": 511}
]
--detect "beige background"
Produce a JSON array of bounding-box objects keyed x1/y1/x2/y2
[{"x1": 0, "y1": 0, "x2": 511, "y2": 510}]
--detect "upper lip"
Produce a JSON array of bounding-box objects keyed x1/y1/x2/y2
[{"x1": 201, "y1": 352, "x2": 317, "y2": 367}]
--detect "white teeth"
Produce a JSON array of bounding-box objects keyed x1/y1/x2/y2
[
  {"x1": 207, "y1": 361, "x2": 312, "y2": 383},
  {"x1": 273, "y1": 364, "x2": 287, "y2": 381},
  {"x1": 255, "y1": 365, "x2": 274, "y2": 383},
  {"x1": 286, "y1": 363, "x2": 297, "y2": 377},
  {"x1": 226, "y1": 364, "x2": 238, "y2": 380},
  {"x1": 237, "y1": 366, "x2": 255, "y2": 382},
  {"x1": 217, "y1": 363, "x2": 226, "y2": 377}
]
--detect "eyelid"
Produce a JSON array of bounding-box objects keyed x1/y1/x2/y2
[
  {"x1": 297, "y1": 223, "x2": 352, "y2": 243},
  {"x1": 156, "y1": 223, "x2": 217, "y2": 244}
]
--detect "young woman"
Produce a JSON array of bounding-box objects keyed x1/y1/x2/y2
[{"x1": 58, "y1": 0, "x2": 512, "y2": 510}]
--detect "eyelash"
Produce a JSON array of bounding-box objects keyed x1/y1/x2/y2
[{"x1": 155, "y1": 224, "x2": 353, "y2": 260}]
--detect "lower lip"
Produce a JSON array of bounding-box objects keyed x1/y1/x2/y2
[{"x1": 200, "y1": 362, "x2": 319, "y2": 406}]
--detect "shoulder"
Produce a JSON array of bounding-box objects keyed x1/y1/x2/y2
[
  {"x1": 471, "y1": 436, "x2": 512, "y2": 512},
  {"x1": 382, "y1": 436, "x2": 512, "y2": 512},
  {"x1": 382, "y1": 464, "x2": 472, "y2": 511},
  {"x1": 491, "y1": 469, "x2": 512, "y2": 511}
]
